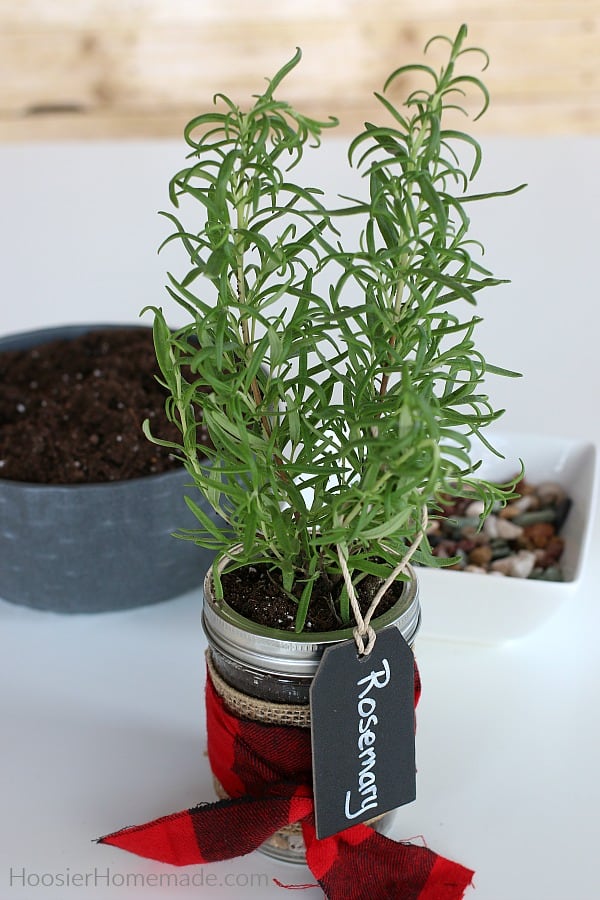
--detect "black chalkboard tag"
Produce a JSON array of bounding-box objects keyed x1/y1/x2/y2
[{"x1": 310, "y1": 626, "x2": 415, "y2": 840}]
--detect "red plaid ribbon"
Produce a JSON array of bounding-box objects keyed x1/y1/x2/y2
[{"x1": 99, "y1": 665, "x2": 474, "y2": 899}]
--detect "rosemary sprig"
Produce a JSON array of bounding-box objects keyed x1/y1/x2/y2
[{"x1": 145, "y1": 26, "x2": 525, "y2": 631}]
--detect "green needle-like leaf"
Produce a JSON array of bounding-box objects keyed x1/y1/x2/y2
[{"x1": 146, "y1": 27, "x2": 524, "y2": 631}]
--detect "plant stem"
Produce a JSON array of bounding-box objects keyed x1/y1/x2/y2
[
  {"x1": 170, "y1": 346, "x2": 202, "y2": 479},
  {"x1": 233, "y1": 163, "x2": 274, "y2": 443}
]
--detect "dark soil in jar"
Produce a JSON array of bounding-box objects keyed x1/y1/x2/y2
[
  {"x1": 0, "y1": 327, "x2": 212, "y2": 484},
  {"x1": 220, "y1": 563, "x2": 401, "y2": 632}
]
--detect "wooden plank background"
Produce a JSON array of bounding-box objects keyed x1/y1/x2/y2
[{"x1": 0, "y1": 0, "x2": 598, "y2": 141}]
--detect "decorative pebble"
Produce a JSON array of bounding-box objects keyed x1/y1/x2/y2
[
  {"x1": 522, "y1": 522, "x2": 555, "y2": 549},
  {"x1": 490, "y1": 539, "x2": 512, "y2": 560},
  {"x1": 429, "y1": 476, "x2": 572, "y2": 581},
  {"x1": 469, "y1": 544, "x2": 493, "y2": 567},
  {"x1": 491, "y1": 550, "x2": 536, "y2": 579},
  {"x1": 513, "y1": 508, "x2": 557, "y2": 526},
  {"x1": 465, "y1": 499, "x2": 485, "y2": 517},
  {"x1": 498, "y1": 494, "x2": 539, "y2": 518},
  {"x1": 483, "y1": 515, "x2": 500, "y2": 539},
  {"x1": 536, "y1": 481, "x2": 567, "y2": 506},
  {"x1": 554, "y1": 497, "x2": 572, "y2": 532},
  {"x1": 495, "y1": 518, "x2": 524, "y2": 540},
  {"x1": 535, "y1": 565, "x2": 563, "y2": 582}
]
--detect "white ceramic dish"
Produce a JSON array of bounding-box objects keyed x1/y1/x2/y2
[{"x1": 416, "y1": 432, "x2": 597, "y2": 644}]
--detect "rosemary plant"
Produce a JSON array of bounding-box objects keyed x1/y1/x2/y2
[{"x1": 145, "y1": 26, "x2": 524, "y2": 632}]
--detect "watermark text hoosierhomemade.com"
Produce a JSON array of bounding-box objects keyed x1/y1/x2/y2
[{"x1": 8, "y1": 866, "x2": 270, "y2": 890}]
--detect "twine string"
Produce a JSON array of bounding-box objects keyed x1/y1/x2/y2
[{"x1": 336, "y1": 507, "x2": 428, "y2": 656}]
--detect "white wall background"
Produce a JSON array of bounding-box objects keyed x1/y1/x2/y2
[{"x1": 1, "y1": 135, "x2": 599, "y2": 442}]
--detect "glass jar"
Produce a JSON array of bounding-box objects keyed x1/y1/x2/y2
[{"x1": 202, "y1": 560, "x2": 420, "y2": 862}]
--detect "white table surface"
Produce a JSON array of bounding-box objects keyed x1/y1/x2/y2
[{"x1": 1, "y1": 135, "x2": 599, "y2": 900}]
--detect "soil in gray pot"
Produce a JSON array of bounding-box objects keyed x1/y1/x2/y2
[{"x1": 0, "y1": 327, "x2": 211, "y2": 483}]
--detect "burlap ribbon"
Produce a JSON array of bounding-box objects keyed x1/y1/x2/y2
[{"x1": 98, "y1": 660, "x2": 474, "y2": 899}]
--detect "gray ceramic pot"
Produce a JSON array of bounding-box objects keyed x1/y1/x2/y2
[{"x1": 0, "y1": 324, "x2": 220, "y2": 613}]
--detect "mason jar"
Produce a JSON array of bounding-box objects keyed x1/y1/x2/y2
[{"x1": 202, "y1": 560, "x2": 421, "y2": 862}]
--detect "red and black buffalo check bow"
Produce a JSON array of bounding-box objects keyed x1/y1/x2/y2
[{"x1": 99, "y1": 665, "x2": 474, "y2": 899}]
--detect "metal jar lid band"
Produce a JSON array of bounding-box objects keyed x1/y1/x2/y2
[{"x1": 202, "y1": 563, "x2": 420, "y2": 679}]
